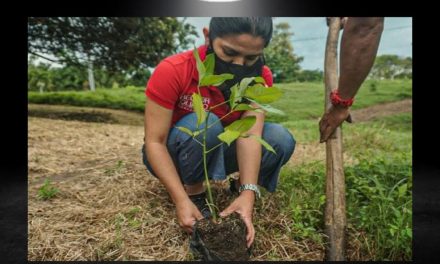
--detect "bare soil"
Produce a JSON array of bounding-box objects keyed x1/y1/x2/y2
[
  {"x1": 28, "y1": 104, "x2": 144, "y2": 126},
  {"x1": 350, "y1": 99, "x2": 412, "y2": 123}
]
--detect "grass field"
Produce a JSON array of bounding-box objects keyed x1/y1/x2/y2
[
  {"x1": 28, "y1": 79, "x2": 411, "y2": 121},
  {"x1": 28, "y1": 86, "x2": 147, "y2": 112},
  {"x1": 28, "y1": 79, "x2": 412, "y2": 260},
  {"x1": 277, "y1": 111, "x2": 412, "y2": 260}
]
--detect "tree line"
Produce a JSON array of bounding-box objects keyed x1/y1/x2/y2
[{"x1": 28, "y1": 18, "x2": 411, "y2": 92}]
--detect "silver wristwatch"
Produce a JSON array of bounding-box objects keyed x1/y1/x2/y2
[{"x1": 238, "y1": 183, "x2": 261, "y2": 199}]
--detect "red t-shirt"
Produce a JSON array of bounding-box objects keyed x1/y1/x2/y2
[{"x1": 145, "y1": 45, "x2": 273, "y2": 127}]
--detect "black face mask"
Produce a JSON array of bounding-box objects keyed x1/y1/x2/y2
[{"x1": 206, "y1": 45, "x2": 264, "y2": 101}]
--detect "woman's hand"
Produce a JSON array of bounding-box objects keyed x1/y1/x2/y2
[
  {"x1": 219, "y1": 190, "x2": 256, "y2": 248},
  {"x1": 176, "y1": 198, "x2": 204, "y2": 234}
]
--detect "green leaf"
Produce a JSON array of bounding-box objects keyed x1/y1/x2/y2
[
  {"x1": 239, "y1": 77, "x2": 256, "y2": 95},
  {"x1": 259, "y1": 104, "x2": 286, "y2": 115},
  {"x1": 250, "y1": 134, "x2": 276, "y2": 154},
  {"x1": 175, "y1": 126, "x2": 193, "y2": 136},
  {"x1": 247, "y1": 99, "x2": 286, "y2": 115},
  {"x1": 193, "y1": 48, "x2": 205, "y2": 84},
  {"x1": 217, "y1": 130, "x2": 241, "y2": 146},
  {"x1": 204, "y1": 53, "x2": 215, "y2": 75},
  {"x1": 254, "y1": 76, "x2": 265, "y2": 84},
  {"x1": 233, "y1": 103, "x2": 258, "y2": 112},
  {"x1": 192, "y1": 93, "x2": 206, "y2": 127},
  {"x1": 192, "y1": 130, "x2": 203, "y2": 137},
  {"x1": 229, "y1": 83, "x2": 239, "y2": 109},
  {"x1": 224, "y1": 116, "x2": 256, "y2": 134},
  {"x1": 244, "y1": 85, "x2": 283, "y2": 103},
  {"x1": 200, "y1": 73, "x2": 234, "y2": 87}
]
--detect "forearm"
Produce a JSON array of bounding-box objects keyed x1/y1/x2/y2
[
  {"x1": 145, "y1": 143, "x2": 189, "y2": 206},
  {"x1": 338, "y1": 17, "x2": 384, "y2": 99},
  {"x1": 236, "y1": 110, "x2": 265, "y2": 186}
]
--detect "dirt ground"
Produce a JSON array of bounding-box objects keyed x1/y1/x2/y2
[
  {"x1": 350, "y1": 99, "x2": 412, "y2": 122},
  {"x1": 27, "y1": 99, "x2": 411, "y2": 260}
]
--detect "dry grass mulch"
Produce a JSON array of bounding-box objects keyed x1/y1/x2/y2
[{"x1": 28, "y1": 116, "x2": 328, "y2": 261}]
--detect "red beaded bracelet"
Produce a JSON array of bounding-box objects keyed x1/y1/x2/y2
[{"x1": 330, "y1": 89, "x2": 354, "y2": 107}]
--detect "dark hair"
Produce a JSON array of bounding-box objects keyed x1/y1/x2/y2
[{"x1": 209, "y1": 17, "x2": 273, "y2": 47}]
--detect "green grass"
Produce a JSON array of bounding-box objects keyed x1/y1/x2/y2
[
  {"x1": 352, "y1": 80, "x2": 412, "y2": 109},
  {"x1": 276, "y1": 160, "x2": 327, "y2": 244},
  {"x1": 28, "y1": 86, "x2": 146, "y2": 113},
  {"x1": 282, "y1": 119, "x2": 321, "y2": 143},
  {"x1": 344, "y1": 152, "x2": 412, "y2": 260},
  {"x1": 104, "y1": 160, "x2": 126, "y2": 176},
  {"x1": 369, "y1": 112, "x2": 412, "y2": 132},
  {"x1": 37, "y1": 178, "x2": 60, "y2": 200},
  {"x1": 277, "y1": 151, "x2": 411, "y2": 260},
  {"x1": 265, "y1": 79, "x2": 412, "y2": 123},
  {"x1": 28, "y1": 80, "x2": 411, "y2": 119},
  {"x1": 344, "y1": 113, "x2": 412, "y2": 156},
  {"x1": 280, "y1": 109, "x2": 412, "y2": 146},
  {"x1": 278, "y1": 112, "x2": 412, "y2": 260}
]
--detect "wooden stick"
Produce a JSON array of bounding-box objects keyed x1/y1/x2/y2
[{"x1": 323, "y1": 17, "x2": 347, "y2": 261}]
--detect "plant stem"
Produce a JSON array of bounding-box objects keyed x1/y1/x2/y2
[
  {"x1": 203, "y1": 111, "x2": 217, "y2": 221},
  {"x1": 192, "y1": 136, "x2": 203, "y2": 147},
  {"x1": 207, "y1": 110, "x2": 234, "y2": 129},
  {"x1": 206, "y1": 142, "x2": 224, "y2": 154},
  {"x1": 209, "y1": 99, "x2": 230, "y2": 111}
]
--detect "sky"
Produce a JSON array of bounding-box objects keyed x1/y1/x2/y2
[{"x1": 183, "y1": 17, "x2": 412, "y2": 71}]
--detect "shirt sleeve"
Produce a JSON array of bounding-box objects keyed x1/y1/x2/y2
[
  {"x1": 261, "y1": 65, "x2": 274, "y2": 87},
  {"x1": 145, "y1": 60, "x2": 181, "y2": 110}
]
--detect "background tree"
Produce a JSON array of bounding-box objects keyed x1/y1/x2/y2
[
  {"x1": 296, "y1": 69, "x2": 324, "y2": 82},
  {"x1": 369, "y1": 55, "x2": 412, "y2": 80},
  {"x1": 264, "y1": 22, "x2": 303, "y2": 83},
  {"x1": 28, "y1": 17, "x2": 197, "y2": 90},
  {"x1": 28, "y1": 61, "x2": 152, "y2": 91}
]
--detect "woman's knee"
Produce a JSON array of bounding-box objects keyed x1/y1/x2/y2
[
  {"x1": 175, "y1": 112, "x2": 224, "y2": 147},
  {"x1": 263, "y1": 123, "x2": 296, "y2": 158},
  {"x1": 177, "y1": 112, "x2": 222, "y2": 131},
  {"x1": 202, "y1": 114, "x2": 224, "y2": 148}
]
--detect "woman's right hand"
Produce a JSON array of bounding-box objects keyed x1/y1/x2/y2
[{"x1": 176, "y1": 199, "x2": 204, "y2": 234}]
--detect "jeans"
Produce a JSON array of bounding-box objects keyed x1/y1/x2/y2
[{"x1": 141, "y1": 112, "x2": 295, "y2": 192}]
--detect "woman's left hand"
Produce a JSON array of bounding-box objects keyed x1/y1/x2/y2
[{"x1": 219, "y1": 190, "x2": 256, "y2": 248}]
